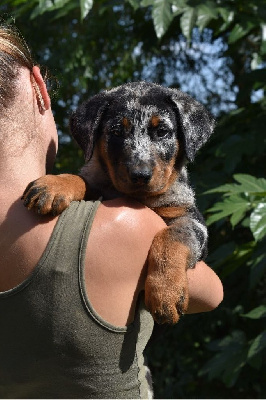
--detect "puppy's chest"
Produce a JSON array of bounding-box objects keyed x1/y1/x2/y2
[
  {"x1": 143, "y1": 170, "x2": 195, "y2": 207},
  {"x1": 135, "y1": 180, "x2": 196, "y2": 225}
]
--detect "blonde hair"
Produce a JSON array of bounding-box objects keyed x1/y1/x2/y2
[{"x1": 0, "y1": 23, "x2": 34, "y2": 109}]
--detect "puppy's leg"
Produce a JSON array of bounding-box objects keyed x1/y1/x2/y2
[
  {"x1": 145, "y1": 228, "x2": 189, "y2": 324},
  {"x1": 22, "y1": 174, "x2": 88, "y2": 215},
  {"x1": 145, "y1": 215, "x2": 204, "y2": 324}
]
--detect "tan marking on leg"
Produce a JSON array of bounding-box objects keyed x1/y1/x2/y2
[{"x1": 152, "y1": 206, "x2": 187, "y2": 219}]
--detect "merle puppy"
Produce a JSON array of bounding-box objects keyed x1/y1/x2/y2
[{"x1": 23, "y1": 82, "x2": 215, "y2": 324}]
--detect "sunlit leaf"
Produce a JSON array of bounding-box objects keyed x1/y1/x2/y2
[
  {"x1": 250, "y1": 203, "x2": 266, "y2": 241},
  {"x1": 233, "y1": 174, "x2": 266, "y2": 192},
  {"x1": 140, "y1": 0, "x2": 153, "y2": 6},
  {"x1": 151, "y1": 0, "x2": 173, "y2": 39},
  {"x1": 30, "y1": 0, "x2": 71, "y2": 18},
  {"x1": 218, "y1": 7, "x2": 234, "y2": 23},
  {"x1": 80, "y1": 0, "x2": 93, "y2": 20},
  {"x1": 126, "y1": 0, "x2": 140, "y2": 10},
  {"x1": 180, "y1": 6, "x2": 197, "y2": 41},
  {"x1": 207, "y1": 194, "x2": 251, "y2": 226},
  {"x1": 197, "y1": 2, "x2": 218, "y2": 31},
  {"x1": 205, "y1": 175, "x2": 266, "y2": 195},
  {"x1": 171, "y1": 0, "x2": 187, "y2": 16},
  {"x1": 230, "y1": 208, "x2": 246, "y2": 228}
]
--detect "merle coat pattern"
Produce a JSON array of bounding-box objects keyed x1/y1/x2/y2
[{"x1": 23, "y1": 82, "x2": 215, "y2": 324}]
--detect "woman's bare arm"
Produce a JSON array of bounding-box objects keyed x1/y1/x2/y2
[{"x1": 186, "y1": 260, "x2": 223, "y2": 314}]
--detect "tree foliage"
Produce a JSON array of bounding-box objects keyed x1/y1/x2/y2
[{"x1": 1, "y1": 0, "x2": 265, "y2": 397}]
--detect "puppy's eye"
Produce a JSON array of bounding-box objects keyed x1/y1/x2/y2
[
  {"x1": 111, "y1": 130, "x2": 123, "y2": 137},
  {"x1": 157, "y1": 128, "x2": 169, "y2": 138}
]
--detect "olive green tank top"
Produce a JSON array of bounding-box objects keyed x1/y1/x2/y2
[{"x1": 0, "y1": 200, "x2": 154, "y2": 399}]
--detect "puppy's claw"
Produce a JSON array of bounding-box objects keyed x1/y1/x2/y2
[
  {"x1": 22, "y1": 181, "x2": 35, "y2": 199},
  {"x1": 22, "y1": 177, "x2": 66, "y2": 215},
  {"x1": 51, "y1": 196, "x2": 71, "y2": 216},
  {"x1": 153, "y1": 306, "x2": 179, "y2": 325},
  {"x1": 145, "y1": 276, "x2": 189, "y2": 325},
  {"x1": 147, "y1": 300, "x2": 184, "y2": 325},
  {"x1": 147, "y1": 298, "x2": 187, "y2": 325}
]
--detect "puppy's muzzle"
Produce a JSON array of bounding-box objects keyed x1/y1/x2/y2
[{"x1": 129, "y1": 167, "x2": 152, "y2": 185}]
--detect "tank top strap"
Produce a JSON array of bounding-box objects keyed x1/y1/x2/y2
[
  {"x1": 53, "y1": 200, "x2": 100, "y2": 245},
  {"x1": 44, "y1": 200, "x2": 101, "y2": 271}
]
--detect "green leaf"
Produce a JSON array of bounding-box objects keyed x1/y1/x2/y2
[
  {"x1": 151, "y1": 0, "x2": 173, "y2": 39},
  {"x1": 261, "y1": 40, "x2": 266, "y2": 55},
  {"x1": 218, "y1": 7, "x2": 234, "y2": 23},
  {"x1": 233, "y1": 174, "x2": 266, "y2": 193},
  {"x1": 30, "y1": 0, "x2": 53, "y2": 18},
  {"x1": 80, "y1": 0, "x2": 93, "y2": 19},
  {"x1": 241, "y1": 305, "x2": 266, "y2": 320},
  {"x1": 171, "y1": 0, "x2": 187, "y2": 16},
  {"x1": 248, "y1": 331, "x2": 266, "y2": 360},
  {"x1": 250, "y1": 203, "x2": 266, "y2": 241},
  {"x1": 52, "y1": 0, "x2": 76, "y2": 19},
  {"x1": 41, "y1": 0, "x2": 71, "y2": 8},
  {"x1": 204, "y1": 184, "x2": 240, "y2": 195},
  {"x1": 196, "y1": 13, "x2": 212, "y2": 32},
  {"x1": 218, "y1": 9, "x2": 235, "y2": 33},
  {"x1": 180, "y1": 6, "x2": 197, "y2": 41},
  {"x1": 196, "y1": 2, "x2": 218, "y2": 31},
  {"x1": 230, "y1": 208, "x2": 246, "y2": 228},
  {"x1": 219, "y1": 241, "x2": 255, "y2": 279},
  {"x1": 126, "y1": 0, "x2": 140, "y2": 10},
  {"x1": 207, "y1": 194, "x2": 251, "y2": 226},
  {"x1": 140, "y1": 0, "x2": 154, "y2": 6},
  {"x1": 228, "y1": 21, "x2": 255, "y2": 44},
  {"x1": 200, "y1": 331, "x2": 248, "y2": 387},
  {"x1": 30, "y1": 0, "x2": 72, "y2": 18},
  {"x1": 205, "y1": 175, "x2": 266, "y2": 195}
]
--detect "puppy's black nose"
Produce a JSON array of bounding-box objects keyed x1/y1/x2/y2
[{"x1": 130, "y1": 168, "x2": 152, "y2": 184}]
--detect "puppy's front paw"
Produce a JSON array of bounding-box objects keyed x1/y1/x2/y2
[
  {"x1": 145, "y1": 270, "x2": 189, "y2": 325},
  {"x1": 22, "y1": 174, "x2": 86, "y2": 215}
]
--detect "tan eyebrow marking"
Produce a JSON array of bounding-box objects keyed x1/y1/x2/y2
[
  {"x1": 122, "y1": 117, "x2": 131, "y2": 129},
  {"x1": 151, "y1": 115, "x2": 160, "y2": 127}
]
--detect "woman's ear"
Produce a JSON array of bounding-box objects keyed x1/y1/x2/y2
[{"x1": 31, "y1": 65, "x2": 50, "y2": 113}]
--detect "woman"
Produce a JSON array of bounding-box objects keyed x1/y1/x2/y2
[{"x1": 0, "y1": 23, "x2": 223, "y2": 399}]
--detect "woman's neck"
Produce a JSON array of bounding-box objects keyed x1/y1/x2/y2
[{"x1": 0, "y1": 151, "x2": 46, "y2": 201}]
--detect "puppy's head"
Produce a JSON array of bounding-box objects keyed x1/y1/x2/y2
[{"x1": 70, "y1": 82, "x2": 214, "y2": 195}]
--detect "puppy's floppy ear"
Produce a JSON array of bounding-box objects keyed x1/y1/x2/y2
[
  {"x1": 169, "y1": 89, "x2": 215, "y2": 162},
  {"x1": 70, "y1": 91, "x2": 109, "y2": 160}
]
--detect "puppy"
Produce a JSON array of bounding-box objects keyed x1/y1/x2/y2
[{"x1": 23, "y1": 82, "x2": 215, "y2": 325}]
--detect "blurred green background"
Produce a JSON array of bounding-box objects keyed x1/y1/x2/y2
[{"x1": 1, "y1": 1, "x2": 265, "y2": 398}]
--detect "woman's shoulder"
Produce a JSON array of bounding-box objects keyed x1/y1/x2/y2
[{"x1": 83, "y1": 197, "x2": 166, "y2": 326}]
